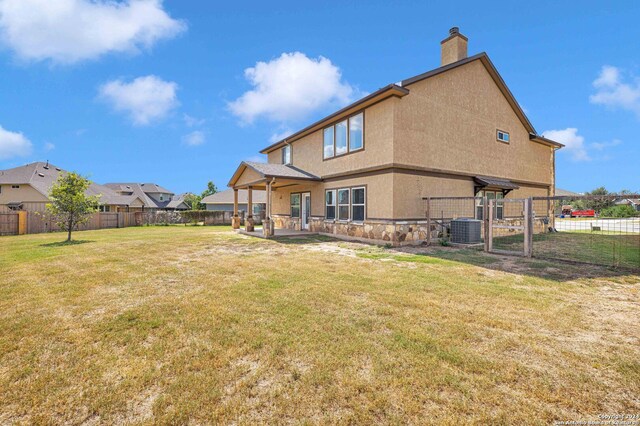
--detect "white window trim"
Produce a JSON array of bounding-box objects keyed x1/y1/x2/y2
[
  {"x1": 337, "y1": 188, "x2": 350, "y2": 221},
  {"x1": 325, "y1": 189, "x2": 336, "y2": 220},
  {"x1": 351, "y1": 186, "x2": 366, "y2": 222},
  {"x1": 497, "y1": 130, "x2": 510, "y2": 143},
  {"x1": 282, "y1": 144, "x2": 292, "y2": 165}
]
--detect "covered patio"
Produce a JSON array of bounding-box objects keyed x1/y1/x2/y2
[{"x1": 227, "y1": 161, "x2": 321, "y2": 237}]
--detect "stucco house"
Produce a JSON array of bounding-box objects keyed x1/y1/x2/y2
[
  {"x1": 201, "y1": 189, "x2": 266, "y2": 216},
  {"x1": 0, "y1": 162, "x2": 146, "y2": 213},
  {"x1": 227, "y1": 28, "x2": 563, "y2": 243},
  {"x1": 104, "y1": 183, "x2": 190, "y2": 212}
]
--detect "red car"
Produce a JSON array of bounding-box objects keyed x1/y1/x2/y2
[{"x1": 570, "y1": 209, "x2": 595, "y2": 218}]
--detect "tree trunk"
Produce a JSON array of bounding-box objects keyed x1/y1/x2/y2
[{"x1": 67, "y1": 218, "x2": 73, "y2": 242}]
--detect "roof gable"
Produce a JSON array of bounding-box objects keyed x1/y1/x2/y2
[{"x1": 401, "y1": 52, "x2": 536, "y2": 135}]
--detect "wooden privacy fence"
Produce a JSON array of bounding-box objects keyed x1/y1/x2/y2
[
  {"x1": 26, "y1": 211, "x2": 139, "y2": 235},
  {"x1": 0, "y1": 213, "x2": 19, "y2": 236},
  {"x1": 1, "y1": 210, "x2": 242, "y2": 236}
]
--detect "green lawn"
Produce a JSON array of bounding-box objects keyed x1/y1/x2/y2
[{"x1": 1, "y1": 227, "x2": 639, "y2": 424}]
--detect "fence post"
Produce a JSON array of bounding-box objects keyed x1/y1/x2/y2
[
  {"x1": 426, "y1": 197, "x2": 431, "y2": 246},
  {"x1": 487, "y1": 199, "x2": 494, "y2": 252},
  {"x1": 524, "y1": 198, "x2": 533, "y2": 257},
  {"x1": 483, "y1": 196, "x2": 489, "y2": 252}
]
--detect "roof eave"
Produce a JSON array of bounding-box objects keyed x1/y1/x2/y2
[
  {"x1": 529, "y1": 134, "x2": 564, "y2": 149},
  {"x1": 259, "y1": 84, "x2": 409, "y2": 154}
]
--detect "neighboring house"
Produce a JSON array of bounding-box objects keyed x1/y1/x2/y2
[
  {"x1": 0, "y1": 162, "x2": 145, "y2": 213},
  {"x1": 227, "y1": 28, "x2": 563, "y2": 243},
  {"x1": 104, "y1": 183, "x2": 190, "y2": 211},
  {"x1": 202, "y1": 189, "x2": 266, "y2": 216},
  {"x1": 615, "y1": 198, "x2": 640, "y2": 211}
]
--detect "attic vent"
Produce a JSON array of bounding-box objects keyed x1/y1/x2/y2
[
  {"x1": 43, "y1": 165, "x2": 49, "y2": 170},
  {"x1": 38, "y1": 173, "x2": 45, "y2": 177},
  {"x1": 55, "y1": 168, "x2": 61, "y2": 171}
]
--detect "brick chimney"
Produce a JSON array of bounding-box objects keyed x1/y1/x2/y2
[{"x1": 440, "y1": 27, "x2": 468, "y2": 66}]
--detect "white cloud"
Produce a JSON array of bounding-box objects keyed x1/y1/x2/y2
[
  {"x1": 244, "y1": 155, "x2": 266, "y2": 163},
  {"x1": 182, "y1": 130, "x2": 205, "y2": 146},
  {"x1": 0, "y1": 0, "x2": 185, "y2": 64},
  {"x1": 269, "y1": 128, "x2": 293, "y2": 143},
  {"x1": 590, "y1": 65, "x2": 640, "y2": 118},
  {"x1": 229, "y1": 52, "x2": 358, "y2": 124},
  {"x1": 591, "y1": 139, "x2": 621, "y2": 151},
  {"x1": 99, "y1": 75, "x2": 178, "y2": 125},
  {"x1": 542, "y1": 128, "x2": 590, "y2": 162},
  {"x1": 44, "y1": 142, "x2": 55, "y2": 152},
  {"x1": 183, "y1": 114, "x2": 205, "y2": 128},
  {"x1": 0, "y1": 125, "x2": 32, "y2": 160}
]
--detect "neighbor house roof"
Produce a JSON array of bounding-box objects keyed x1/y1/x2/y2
[
  {"x1": 202, "y1": 188, "x2": 267, "y2": 205},
  {"x1": 228, "y1": 161, "x2": 321, "y2": 187},
  {"x1": 104, "y1": 183, "x2": 157, "y2": 207},
  {"x1": 0, "y1": 162, "x2": 143, "y2": 206},
  {"x1": 166, "y1": 193, "x2": 191, "y2": 210},
  {"x1": 139, "y1": 183, "x2": 173, "y2": 194},
  {"x1": 260, "y1": 52, "x2": 562, "y2": 154},
  {"x1": 555, "y1": 188, "x2": 581, "y2": 196}
]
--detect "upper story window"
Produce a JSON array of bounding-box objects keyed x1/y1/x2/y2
[
  {"x1": 282, "y1": 144, "x2": 291, "y2": 165},
  {"x1": 323, "y1": 112, "x2": 364, "y2": 159},
  {"x1": 497, "y1": 130, "x2": 510, "y2": 143},
  {"x1": 160, "y1": 194, "x2": 164, "y2": 201},
  {"x1": 11, "y1": 185, "x2": 20, "y2": 189}
]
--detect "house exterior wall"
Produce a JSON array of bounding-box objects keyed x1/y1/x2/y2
[
  {"x1": 393, "y1": 60, "x2": 553, "y2": 187},
  {"x1": 206, "y1": 203, "x2": 266, "y2": 213},
  {"x1": 267, "y1": 99, "x2": 396, "y2": 178},
  {"x1": 0, "y1": 184, "x2": 49, "y2": 205}
]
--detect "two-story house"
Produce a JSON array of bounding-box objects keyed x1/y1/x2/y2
[
  {"x1": 0, "y1": 162, "x2": 146, "y2": 213},
  {"x1": 227, "y1": 28, "x2": 563, "y2": 243},
  {"x1": 104, "y1": 183, "x2": 190, "y2": 212}
]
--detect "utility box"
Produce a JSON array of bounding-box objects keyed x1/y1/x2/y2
[{"x1": 450, "y1": 218, "x2": 482, "y2": 244}]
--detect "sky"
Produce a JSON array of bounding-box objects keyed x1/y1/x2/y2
[{"x1": 0, "y1": 0, "x2": 638, "y2": 194}]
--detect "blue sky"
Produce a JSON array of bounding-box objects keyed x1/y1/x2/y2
[{"x1": 0, "y1": 0, "x2": 638, "y2": 194}]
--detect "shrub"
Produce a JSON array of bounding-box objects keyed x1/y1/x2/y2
[{"x1": 600, "y1": 204, "x2": 637, "y2": 218}]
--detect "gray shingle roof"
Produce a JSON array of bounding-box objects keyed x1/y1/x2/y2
[
  {"x1": 0, "y1": 162, "x2": 141, "y2": 206},
  {"x1": 104, "y1": 182, "x2": 181, "y2": 209},
  {"x1": 244, "y1": 162, "x2": 320, "y2": 180},
  {"x1": 202, "y1": 188, "x2": 267, "y2": 204}
]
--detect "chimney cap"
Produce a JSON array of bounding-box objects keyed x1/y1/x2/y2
[{"x1": 449, "y1": 27, "x2": 460, "y2": 36}]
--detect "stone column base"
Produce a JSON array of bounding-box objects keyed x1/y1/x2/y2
[
  {"x1": 245, "y1": 216, "x2": 255, "y2": 232},
  {"x1": 232, "y1": 215, "x2": 241, "y2": 229},
  {"x1": 262, "y1": 218, "x2": 274, "y2": 237}
]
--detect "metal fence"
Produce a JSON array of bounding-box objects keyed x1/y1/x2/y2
[
  {"x1": 531, "y1": 194, "x2": 640, "y2": 270},
  {"x1": 424, "y1": 194, "x2": 640, "y2": 270}
]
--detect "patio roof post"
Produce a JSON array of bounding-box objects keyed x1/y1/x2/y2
[
  {"x1": 263, "y1": 180, "x2": 274, "y2": 237},
  {"x1": 232, "y1": 188, "x2": 241, "y2": 229},
  {"x1": 245, "y1": 186, "x2": 255, "y2": 232}
]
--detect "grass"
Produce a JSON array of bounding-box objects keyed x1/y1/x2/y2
[
  {"x1": 493, "y1": 232, "x2": 640, "y2": 270},
  {"x1": 1, "y1": 227, "x2": 639, "y2": 424}
]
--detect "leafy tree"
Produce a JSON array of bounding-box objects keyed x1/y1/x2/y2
[
  {"x1": 183, "y1": 193, "x2": 203, "y2": 210},
  {"x1": 600, "y1": 204, "x2": 637, "y2": 218},
  {"x1": 47, "y1": 172, "x2": 100, "y2": 242},
  {"x1": 583, "y1": 187, "x2": 614, "y2": 212},
  {"x1": 201, "y1": 181, "x2": 218, "y2": 199}
]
